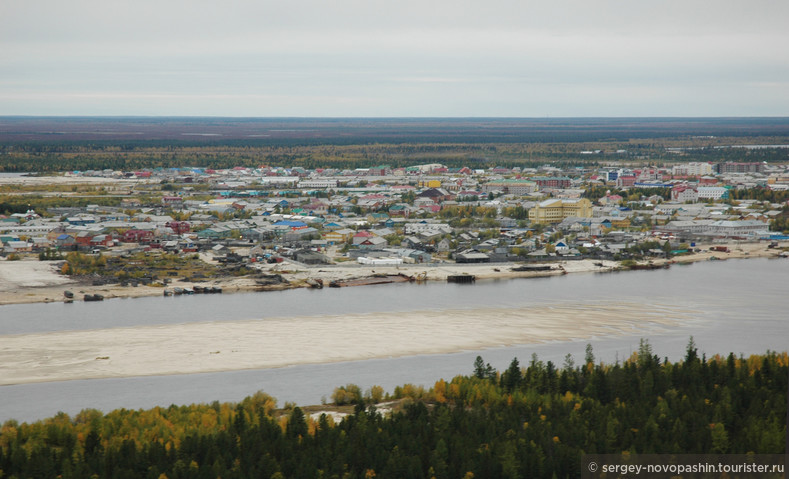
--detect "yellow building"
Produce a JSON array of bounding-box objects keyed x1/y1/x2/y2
[
  {"x1": 417, "y1": 179, "x2": 442, "y2": 188},
  {"x1": 323, "y1": 228, "x2": 355, "y2": 244},
  {"x1": 529, "y1": 198, "x2": 592, "y2": 224},
  {"x1": 609, "y1": 217, "x2": 631, "y2": 229}
]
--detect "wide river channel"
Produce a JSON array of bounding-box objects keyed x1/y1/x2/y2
[{"x1": 1, "y1": 258, "x2": 786, "y2": 423}]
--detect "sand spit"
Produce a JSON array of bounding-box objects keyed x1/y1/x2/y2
[
  {"x1": 0, "y1": 261, "x2": 75, "y2": 291},
  {"x1": 0, "y1": 301, "x2": 694, "y2": 385}
]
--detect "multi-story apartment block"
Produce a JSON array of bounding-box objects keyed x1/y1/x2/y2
[
  {"x1": 715, "y1": 162, "x2": 766, "y2": 174},
  {"x1": 672, "y1": 162, "x2": 714, "y2": 177},
  {"x1": 528, "y1": 198, "x2": 593, "y2": 224}
]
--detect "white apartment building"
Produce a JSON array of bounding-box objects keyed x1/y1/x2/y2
[
  {"x1": 672, "y1": 162, "x2": 714, "y2": 177},
  {"x1": 697, "y1": 186, "x2": 728, "y2": 200},
  {"x1": 298, "y1": 179, "x2": 338, "y2": 188}
]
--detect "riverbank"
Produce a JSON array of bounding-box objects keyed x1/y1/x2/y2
[
  {"x1": 0, "y1": 259, "x2": 571, "y2": 306},
  {"x1": 0, "y1": 241, "x2": 785, "y2": 386},
  {"x1": 0, "y1": 240, "x2": 784, "y2": 306}
]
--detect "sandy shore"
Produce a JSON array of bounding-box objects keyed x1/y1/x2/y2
[{"x1": 0, "y1": 240, "x2": 784, "y2": 385}]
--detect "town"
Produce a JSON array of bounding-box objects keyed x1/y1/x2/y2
[
  {"x1": 3, "y1": 0, "x2": 789, "y2": 472},
  {"x1": 1, "y1": 158, "x2": 788, "y2": 300}
]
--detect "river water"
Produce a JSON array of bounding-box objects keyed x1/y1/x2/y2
[{"x1": 1, "y1": 258, "x2": 786, "y2": 423}]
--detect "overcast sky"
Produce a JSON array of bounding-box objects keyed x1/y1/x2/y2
[{"x1": 2, "y1": 0, "x2": 788, "y2": 117}]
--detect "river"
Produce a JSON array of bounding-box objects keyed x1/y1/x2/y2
[{"x1": 0, "y1": 258, "x2": 786, "y2": 423}]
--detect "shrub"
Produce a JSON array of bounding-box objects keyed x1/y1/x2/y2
[
  {"x1": 332, "y1": 384, "x2": 363, "y2": 405},
  {"x1": 365, "y1": 385, "x2": 385, "y2": 404}
]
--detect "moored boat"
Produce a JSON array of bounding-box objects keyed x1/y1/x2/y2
[
  {"x1": 512, "y1": 265, "x2": 553, "y2": 272},
  {"x1": 447, "y1": 274, "x2": 476, "y2": 284}
]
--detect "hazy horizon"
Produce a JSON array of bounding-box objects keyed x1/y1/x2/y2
[
  {"x1": 3, "y1": 0, "x2": 788, "y2": 117},
  {"x1": 4, "y1": 115, "x2": 789, "y2": 119}
]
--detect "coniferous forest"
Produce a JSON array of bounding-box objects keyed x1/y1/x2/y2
[{"x1": 1, "y1": 343, "x2": 786, "y2": 479}]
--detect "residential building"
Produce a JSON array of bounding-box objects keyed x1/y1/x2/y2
[
  {"x1": 531, "y1": 177, "x2": 571, "y2": 189},
  {"x1": 672, "y1": 162, "x2": 714, "y2": 177},
  {"x1": 161, "y1": 196, "x2": 184, "y2": 208},
  {"x1": 529, "y1": 198, "x2": 593, "y2": 224},
  {"x1": 697, "y1": 186, "x2": 729, "y2": 200},
  {"x1": 352, "y1": 230, "x2": 375, "y2": 245},
  {"x1": 416, "y1": 188, "x2": 453, "y2": 203},
  {"x1": 324, "y1": 228, "x2": 354, "y2": 244},
  {"x1": 482, "y1": 179, "x2": 538, "y2": 195},
  {"x1": 299, "y1": 179, "x2": 338, "y2": 188},
  {"x1": 616, "y1": 175, "x2": 637, "y2": 188},
  {"x1": 671, "y1": 185, "x2": 699, "y2": 203},
  {"x1": 715, "y1": 162, "x2": 766, "y2": 174},
  {"x1": 404, "y1": 222, "x2": 452, "y2": 235},
  {"x1": 706, "y1": 220, "x2": 769, "y2": 237}
]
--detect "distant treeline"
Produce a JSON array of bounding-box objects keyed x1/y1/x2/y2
[
  {"x1": 1, "y1": 342, "x2": 786, "y2": 479},
  {"x1": 1, "y1": 138, "x2": 788, "y2": 172},
  {"x1": 3, "y1": 117, "x2": 789, "y2": 145},
  {"x1": 0, "y1": 142, "x2": 581, "y2": 172}
]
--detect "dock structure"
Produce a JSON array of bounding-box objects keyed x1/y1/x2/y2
[
  {"x1": 329, "y1": 274, "x2": 413, "y2": 288},
  {"x1": 447, "y1": 274, "x2": 476, "y2": 284}
]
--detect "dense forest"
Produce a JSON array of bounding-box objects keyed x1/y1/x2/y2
[
  {"x1": 1, "y1": 140, "x2": 788, "y2": 173},
  {"x1": 1, "y1": 342, "x2": 786, "y2": 479}
]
